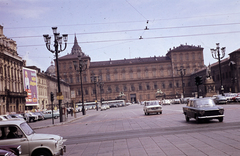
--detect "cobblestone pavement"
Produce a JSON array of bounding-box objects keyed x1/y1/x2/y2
[{"x1": 30, "y1": 103, "x2": 240, "y2": 156}]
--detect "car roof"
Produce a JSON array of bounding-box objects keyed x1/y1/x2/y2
[
  {"x1": 189, "y1": 97, "x2": 213, "y2": 101},
  {"x1": 0, "y1": 120, "x2": 25, "y2": 125}
]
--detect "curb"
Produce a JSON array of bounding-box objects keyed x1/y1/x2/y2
[{"x1": 32, "y1": 114, "x2": 88, "y2": 130}]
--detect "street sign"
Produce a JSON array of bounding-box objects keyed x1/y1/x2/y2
[{"x1": 57, "y1": 95, "x2": 64, "y2": 100}]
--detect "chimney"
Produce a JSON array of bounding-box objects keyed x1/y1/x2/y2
[{"x1": 0, "y1": 25, "x2": 3, "y2": 36}]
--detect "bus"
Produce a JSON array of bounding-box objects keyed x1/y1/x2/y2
[{"x1": 102, "y1": 100, "x2": 126, "y2": 108}]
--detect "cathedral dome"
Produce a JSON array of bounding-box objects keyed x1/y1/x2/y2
[{"x1": 45, "y1": 61, "x2": 55, "y2": 76}]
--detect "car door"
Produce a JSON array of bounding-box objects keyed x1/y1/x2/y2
[
  {"x1": 0, "y1": 125, "x2": 29, "y2": 156},
  {"x1": 184, "y1": 101, "x2": 192, "y2": 117},
  {"x1": 187, "y1": 101, "x2": 195, "y2": 118}
]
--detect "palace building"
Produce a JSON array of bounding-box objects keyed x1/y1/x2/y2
[
  {"x1": 0, "y1": 25, "x2": 27, "y2": 114},
  {"x1": 57, "y1": 36, "x2": 207, "y2": 103}
]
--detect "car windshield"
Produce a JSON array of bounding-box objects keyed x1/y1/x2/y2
[
  {"x1": 20, "y1": 122, "x2": 35, "y2": 135},
  {"x1": 146, "y1": 101, "x2": 159, "y2": 106},
  {"x1": 194, "y1": 99, "x2": 216, "y2": 108}
]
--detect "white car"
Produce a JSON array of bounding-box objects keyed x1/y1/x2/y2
[
  {"x1": 41, "y1": 110, "x2": 60, "y2": 119},
  {"x1": 0, "y1": 120, "x2": 66, "y2": 156},
  {"x1": 143, "y1": 101, "x2": 162, "y2": 115}
]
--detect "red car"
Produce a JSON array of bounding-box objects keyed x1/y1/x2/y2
[{"x1": 231, "y1": 93, "x2": 240, "y2": 102}]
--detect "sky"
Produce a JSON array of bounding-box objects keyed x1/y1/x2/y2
[{"x1": 1, "y1": 0, "x2": 240, "y2": 71}]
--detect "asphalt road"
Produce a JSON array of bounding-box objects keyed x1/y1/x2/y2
[{"x1": 31, "y1": 104, "x2": 240, "y2": 156}]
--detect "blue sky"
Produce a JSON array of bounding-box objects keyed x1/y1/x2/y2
[{"x1": 1, "y1": 0, "x2": 240, "y2": 71}]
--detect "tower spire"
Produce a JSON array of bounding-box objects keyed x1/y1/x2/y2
[{"x1": 71, "y1": 34, "x2": 85, "y2": 56}]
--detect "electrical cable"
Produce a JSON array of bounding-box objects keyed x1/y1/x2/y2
[
  {"x1": 17, "y1": 30, "x2": 240, "y2": 48},
  {"x1": 9, "y1": 22, "x2": 240, "y2": 39}
]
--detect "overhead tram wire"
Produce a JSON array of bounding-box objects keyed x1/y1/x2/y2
[
  {"x1": 17, "y1": 30, "x2": 240, "y2": 48},
  {"x1": 9, "y1": 22, "x2": 240, "y2": 39},
  {"x1": 4, "y1": 12, "x2": 240, "y2": 30}
]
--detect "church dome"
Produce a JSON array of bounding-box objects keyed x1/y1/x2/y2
[{"x1": 45, "y1": 61, "x2": 55, "y2": 76}]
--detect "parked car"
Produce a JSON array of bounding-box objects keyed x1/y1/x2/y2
[
  {"x1": 224, "y1": 93, "x2": 236, "y2": 102},
  {"x1": 20, "y1": 113, "x2": 30, "y2": 122},
  {"x1": 231, "y1": 93, "x2": 240, "y2": 102},
  {"x1": 183, "y1": 98, "x2": 224, "y2": 123},
  {"x1": 0, "y1": 115, "x2": 12, "y2": 120},
  {"x1": 0, "y1": 120, "x2": 66, "y2": 156},
  {"x1": 33, "y1": 112, "x2": 45, "y2": 120},
  {"x1": 214, "y1": 95, "x2": 227, "y2": 104},
  {"x1": 171, "y1": 99, "x2": 181, "y2": 104},
  {"x1": 9, "y1": 114, "x2": 25, "y2": 120},
  {"x1": 41, "y1": 110, "x2": 60, "y2": 119},
  {"x1": 0, "y1": 115, "x2": 8, "y2": 121},
  {"x1": 100, "y1": 105, "x2": 107, "y2": 111},
  {"x1": 25, "y1": 112, "x2": 38, "y2": 122},
  {"x1": 143, "y1": 101, "x2": 162, "y2": 115},
  {"x1": 0, "y1": 145, "x2": 21, "y2": 156},
  {"x1": 162, "y1": 99, "x2": 171, "y2": 105}
]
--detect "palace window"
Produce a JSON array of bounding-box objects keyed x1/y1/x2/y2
[
  {"x1": 106, "y1": 74, "x2": 111, "y2": 81},
  {"x1": 146, "y1": 83, "x2": 150, "y2": 90},
  {"x1": 139, "y1": 84, "x2": 142, "y2": 91},
  {"x1": 154, "y1": 83, "x2": 158, "y2": 90},
  {"x1": 123, "y1": 85, "x2": 127, "y2": 92},
  {"x1": 108, "y1": 86, "x2": 112, "y2": 93},
  {"x1": 137, "y1": 70, "x2": 141, "y2": 78},
  {"x1": 145, "y1": 70, "x2": 148, "y2": 78},
  {"x1": 131, "y1": 84, "x2": 135, "y2": 91},
  {"x1": 85, "y1": 89, "x2": 88, "y2": 95},
  {"x1": 162, "y1": 83, "x2": 165, "y2": 89},
  {"x1": 115, "y1": 86, "x2": 119, "y2": 92}
]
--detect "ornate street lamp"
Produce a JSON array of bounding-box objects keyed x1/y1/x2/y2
[
  {"x1": 211, "y1": 43, "x2": 226, "y2": 95},
  {"x1": 177, "y1": 67, "x2": 186, "y2": 98},
  {"x1": 73, "y1": 55, "x2": 87, "y2": 115},
  {"x1": 43, "y1": 27, "x2": 68, "y2": 122}
]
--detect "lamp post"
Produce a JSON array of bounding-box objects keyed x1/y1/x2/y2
[
  {"x1": 177, "y1": 67, "x2": 186, "y2": 98},
  {"x1": 98, "y1": 81, "x2": 104, "y2": 107},
  {"x1": 211, "y1": 43, "x2": 226, "y2": 95},
  {"x1": 73, "y1": 55, "x2": 87, "y2": 115},
  {"x1": 91, "y1": 75, "x2": 99, "y2": 110},
  {"x1": 43, "y1": 27, "x2": 68, "y2": 122}
]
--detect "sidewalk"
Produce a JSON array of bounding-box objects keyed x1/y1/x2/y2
[{"x1": 29, "y1": 112, "x2": 86, "y2": 130}]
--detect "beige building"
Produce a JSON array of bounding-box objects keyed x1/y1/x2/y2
[
  {"x1": 0, "y1": 25, "x2": 27, "y2": 115},
  {"x1": 57, "y1": 36, "x2": 205, "y2": 103},
  {"x1": 27, "y1": 65, "x2": 71, "y2": 110}
]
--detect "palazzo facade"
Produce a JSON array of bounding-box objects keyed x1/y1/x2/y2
[
  {"x1": 0, "y1": 25, "x2": 27, "y2": 115},
  {"x1": 57, "y1": 36, "x2": 205, "y2": 103}
]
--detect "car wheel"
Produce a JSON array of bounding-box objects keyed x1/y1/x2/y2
[
  {"x1": 218, "y1": 117, "x2": 223, "y2": 122},
  {"x1": 32, "y1": 149, "x2": 51, "y2": 156},
  {"x1": 160, "y1": 111, "x2": 162, "y2": 114},
  {"x1": 185, "y1": 115, "x2": 189, "y2": 122},
  {"x1": 147, "y1": 112, "x2": 149, "y2": 115},
  {"x1": 144, "y1": 112, "x2": 147, "y2": 115},
  {"x1": 54, "y1": 116, "x2": 58, "y2": 119},
  {"x1": 195, "y1": 116, "x2": 201, "y2": 123}
]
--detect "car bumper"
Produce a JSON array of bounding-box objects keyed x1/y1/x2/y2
[
  {"x1": 55, "y1": 145, "x2": 66, "y2": 156},
  {"x1": 198, "y1": 115, "x2": 224, "y2": 119},
  {"x1": 146, "y1": 110, "x2": 162, "y2": 113}
]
